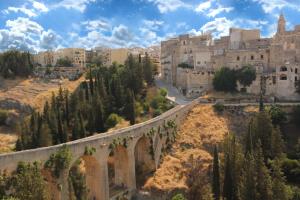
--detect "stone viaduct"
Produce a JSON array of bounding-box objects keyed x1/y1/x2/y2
[{"x1": 0, "y1": 100, "x2": 198, "y2": 200}]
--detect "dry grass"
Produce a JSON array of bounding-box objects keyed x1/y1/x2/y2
[
  {"x1": 0, "y1": 76, "x2": 84, "y2": 111},
  {"x1": 144, "y1": 105, "x2": 252, "y2": 193},
  {"x1": 0, "y1": 126, "x2": 17, "y2": 153}
]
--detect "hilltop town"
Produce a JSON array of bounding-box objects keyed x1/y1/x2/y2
[{"x1": 161, "y1": 14, "x2": 300, "y2": 101}]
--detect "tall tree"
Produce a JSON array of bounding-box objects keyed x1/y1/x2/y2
[
  {"x1": 223, "y1": 154, "x2": 234, "y2": 200},
  {"x1": 124, "y1": 89, "x2": 136, "y2": 125},
  {"x1": 212, "y1": 145, "x2": 220, "y2": 200}
]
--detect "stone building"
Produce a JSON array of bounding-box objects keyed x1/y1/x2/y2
[
  {"x1": 34, "y1": 48, "x2": 86, "y2": 68},
  {"x1": 161, "y1": 14, "x2": 300, "y2": 100}
]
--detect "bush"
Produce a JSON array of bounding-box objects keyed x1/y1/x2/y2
[
  {"x1": 292, "y1": 106, "x2": 300, "y2": 127},
  {"x1": 105, "y1": 113, "x2": 122, "y2": 129},
  {"x1": 153, "y1": 109, "x2": 162, "y2": 117},
  {"x1": 281, "y1": 158, "x2": 300, "y2": 184},
  {"x1": 213, "y1": 103, "x2": 225, "y2": 113},
  {"x1": 213, "y1": 67, "x2": 237, "y2": 92},
  {"x1": 0, "y1": 110, "x2": 8, "y2": 125},
  {"x1": 237, "y1": 65, "x2": 256, "y2": 87},
  {"x1": 172, "y1": 194, "x2": 186, "y2": 200},
  {"x1": 268, "y1": 105, "x2": 287, "y2": 126},
  {"x1": 159, "y1": 88, "x2": 168, "y2": 97}
]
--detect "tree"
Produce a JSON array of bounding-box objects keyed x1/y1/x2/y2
[
  {"x1": 271, "y1": 160, "x2": 290, "y2": 200},
  {"x1": 268, "y1": 105, "x2": 287, "y2": 126},
  {"x1": 187, "y1": 156, "x2": 213, "y2": 200},
  {"x1": 212, "y1": 145, "x2": 220, "y2": 200},
  {"x1": 38, "y1": 122, "x2": 52, "y2": 147},
  {"x1": 223, "y1": 154, "x2": 234, "y2": 200},
  {"x1": 72, "y1": 115, "x2": 80, "y2": 140},
  {"x1": 56, "y1": 57, "x2": 72, "y2": 67},
  {"x1": 241, "y1": 153, "x2": 256, "y2": 200},
  {"x1": 254, "y1": 143, "x2": 273, "y2": 200},
  {"x1": 237, "y1": 65, "x2": 256, "y2": 87},
  {"x1": 213, "y1": 67, "x2": 237, "y2": 92},
  {"x1": 143, "y1": 53, "x2": 154, "y2": 85},
  {"x1": 8, "y1": 162, "x2": 49, "y2": 200},
  {"x1": 124, "y1": 89, "x2": 136, "y2": 125}
]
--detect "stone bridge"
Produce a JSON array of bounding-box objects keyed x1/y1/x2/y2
[{"x1": 0, "y1": 99, "x2": 198, "y2": 200}]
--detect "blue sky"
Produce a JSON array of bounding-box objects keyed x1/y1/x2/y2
[{"x1": 0, "y1": 0, "x2": 300, "y2": 52}]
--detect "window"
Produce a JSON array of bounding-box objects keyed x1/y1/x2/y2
[
  {"x1": 295, "y1": 76, "x2": 298, "y2": 82},
  {"x1": 190, "y1": 50, "x2": 192, "y2": 53},
  {"x1": 261, "y1": 55, "x2": 264, "y2": 59},
  {"x1": 237, "y1": 56, "x2": 240, "y2": 61},
  {"x1": 280, "y1": 74, "x2": 287, "y2": 80},
  {"x1": 296, "y1": 68, "x2": 298, "y2": 74},
  {"x1": 280, "y1": 66, "x2": 288, "y2": 72},
  {"x1": 251, "y1": 55, "x2": 254, "y2": 60},
  {"x1": 272, "y1": 76, "x2": 276, "y2": 84}
]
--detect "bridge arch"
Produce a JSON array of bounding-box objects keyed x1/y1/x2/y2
[{"x1": 134, "y1": 136, "x2": 156, "y2": 188}]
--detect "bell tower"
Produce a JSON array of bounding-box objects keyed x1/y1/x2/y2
[{"x1": 277, "y1": 13, "x2": 286, "y2": 35}]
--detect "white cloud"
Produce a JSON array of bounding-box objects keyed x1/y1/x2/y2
[
  {"x1": 207, "y1": 6, "x2": 234, "y2": 18},
  {"x1": 143, "y1": 19, "x2": 164, "y2": 31},
  {"x1": 253, "y1": 0, "x2": 300, "y2": 13},
  {"x1": 0, "y1": 17, "x2": 61, "y2": 52},
  {"x1": 31, "y1": 1, "x2": 49, "y2": 13},
  {"x1": 54, "y1": 0, "x2": 96, "y2": 13},
  {"x1": 82, "y1": 19, "x2": 111, "y2": 31},
  {"x1": 195, "y1": 0, "x2": 234, "y2": 18},
  {"x1": 147, "y1": 0, "x2": 191, "y2": 13},
  {"x1": 3, "y1": 6, "x2": 37, "y2": 18},
  {"x1": 195, "y1": 1, "x2": 212, "y2": 13},
  {"x1": 199, "y1": 17, "x2": 269, "y2": 38}
]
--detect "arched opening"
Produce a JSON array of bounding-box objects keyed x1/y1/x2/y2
[
  {"x1": 69, "y1": 155, "x2": 103, "y2": 200},
  {"x1": 134, "y1": 136, "x2": 156, "y2": 188},
  {"x1": 108, "y1": 145, "x2": 130, "y2": 197},
  {"x1": 280, "y1": 66, "x2": 288, "y2": 72}
]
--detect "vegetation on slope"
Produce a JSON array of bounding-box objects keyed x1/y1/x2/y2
[
  {"x1": 0, "y1": 50, "x2": 34, "y2": 79},
  {"x1": 16, "y1": 54, "x2": 173, "y2": 151}
]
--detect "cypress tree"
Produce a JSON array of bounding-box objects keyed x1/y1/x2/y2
[
  {"x1": 255, "y1": 142, "x2": 273, "y2": 200},
  {"x1": 223, "y1": 154, "x2": 233, "y2": 200},
  {"x1": 143, "y1": 53, "x2": 154, "y2": 86},
  {"x1": 64, "y1": 89, "x2": 70, "y2": 126},
  {"x1": 271, "y1": 160, "x2": 289, "y2": 200},
  {"x1": 241, "y1": 153, "x2": 257, "y2": 200},
  {"x1": 72, "y1": 115, "x2": 79, "y2": 140},
  {"x1": 38, "y1": 122, "x2": 52, "y2": 147},
  {"x1": 87, "y1": 109, "x2": 95, "y2": 135},
  {"x1": 124, "y1": 89, "x2": 135, "y2": 125},
  {"x1": 89, "y1": 67, "x2": 94, "y2": 96},
  {"x1": 212, "y1": 145, "x2": 220, "y2": 200},
  {"x1": 78, "y1": 111, "x2": 86, "y2": 138},
  {"x1": 57, "y1": 112, "x2": 64, "y2": 143},
  {"x1": 94, "y1": 95, "x2": 105, "y2": 133}
]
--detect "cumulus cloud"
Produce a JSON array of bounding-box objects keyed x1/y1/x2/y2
[
  {"x1": 147, "y1": 0, "x2": 191, "y2": 13},
  {"x1": 253, "y1": 0, "x2": 300, "y2": 14},
  {"x1": 198, "y1": 17, "x2": 269, "y2": 38},
  {"x1": 3, "y1": 1, "x2": 49, "y2": 17},
  {"x1": 143, "y1": 20, "x2": 164, "y2": 31},
  {"x1": 195, "y1": 0, "x2": 234, "y2": 18},
  {"x1": 54, "y1": 0, "x2": 96, "y2": 13},
  {"x1": 82, "y1": 19, "x2": 111, "y2": 31},
  {"x1": 0, "y1": 17, "x2": 61, "y2": 52}
]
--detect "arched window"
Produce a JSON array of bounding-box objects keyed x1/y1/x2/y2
[
  {"x1": 237, "y1": 56, "x2": 240, "y2": 61},
  {"x1": 280, "y1": 66, "x2": 288, "y2": 72},
  {"x1": 280, "y1": 74, "x2": 287, "y2": 80}
]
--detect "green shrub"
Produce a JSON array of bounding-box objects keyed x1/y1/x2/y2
[
  {"x1": 237, "y1": 65, "x2": 256, "y2": 87},
  {"x1": 172, "y1": 193, "x2": 186, "y2": 200},
  {"x1": 153, "y1": 109, "x2": 162, "y2": 117},
  {"x1": 0, "y1": 110, "x2": 8, "y2": 125},
  {"x1": 281, "y1": 158, "x2": 300, "y2": 183},
  {"x1": 213, "y1": 67, "x2": 237, "y2": 92},
  {"x1": 159, "y1": 88, "x2": 168, "y2": 97},
  {"x1": 213, "y1": 103, "x2": 225, "y2": 113},
  {"x1": 105, "y1": 113, "x2": 122, "y2": 129},
  {"x1": 292, "y1": 106, "x2": 300, "y2": 127},
  {"x1": 268, "y1": 105, "x2": 287, "y2": 126}
]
